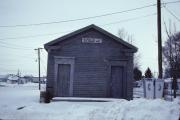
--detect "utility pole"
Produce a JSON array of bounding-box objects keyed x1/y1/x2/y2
[
  {"x1": 157, "y1": 0, "x2": 163, "y2": 78},
  {"x1": 35, "y1": 48, "x2": 43, "y2": 90}
]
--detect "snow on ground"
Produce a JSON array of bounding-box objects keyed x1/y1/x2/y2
[{"x1": 0, "y1": 82, "x2": 180, "y2": 120}]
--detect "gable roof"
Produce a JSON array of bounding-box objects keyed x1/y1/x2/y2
[{"x1": 44, "y1": 24, "x2": 138, "y2": 52}]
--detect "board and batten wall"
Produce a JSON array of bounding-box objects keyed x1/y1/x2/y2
[{"x1": 46, "y1": 28, "x2": 134, "y2": 100}]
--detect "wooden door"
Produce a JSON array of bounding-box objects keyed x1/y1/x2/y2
[
  {"x1": 57, "y1": 64, "x2": 71, "y2": 97},
  {"x1": 110, "y1": 66, "x2": 124, "y2": 98}
]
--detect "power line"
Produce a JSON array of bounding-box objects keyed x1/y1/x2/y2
[
  {"x1": 0, "y1": 4, "x2": 156, "y2": 28},
  {"x1": 162, "y1": 0, "x2": 180, "y2": 5},
  {"x1": 0, "y1": 44, "x2": 32, "y2": 50},
  {"x1": 0, "y1": 40, "x2": 34, "y2": 49},
  {"x1": 0, "y1": 13, "x2": 155, "y2": 51},
  {"x1": 40, "y1": 59, "x2": 47, "y2": 74},
  {"x1": 0, "y1": 13, "x2": 157, "y2": 41},
  {"x1": 0, "y1": 13, "x2": 156, "y2": 50},
  {"x1": 100, "y1": 13, "x2": 156, "y2": 26},
  {"x1": 0, "y1": 4, "x2": 159, "y2": 28},
  {"x1": 0, "y1": 1, "x2": 179, "y2": 28},
  {"x1": 0, "y1": 13, "x2": 161, "y2": 51},
  {"x1": 0, "y1": 32, "x2": 68, "y2": 40},
  {"x1": 163, "y1": 6, "x2": 180, "y2": 22},
  {"x1": 0, "y1": 57, "x2": 36, "y2": 61},
  {"x1": 10, "y1": 54, "x2": 36, "y2": 59}
]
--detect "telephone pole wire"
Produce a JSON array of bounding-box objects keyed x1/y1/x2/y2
[
  {"x1": 157, "y1": 0, "x2": 163, "y2": 78},
  {"x1": 35, "y1": 48, "x2": 43, "y2": 90}
]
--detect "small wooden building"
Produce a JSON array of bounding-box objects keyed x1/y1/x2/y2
[{"x1": 44, "y1": 24, "x2": 137, "y2": 100}]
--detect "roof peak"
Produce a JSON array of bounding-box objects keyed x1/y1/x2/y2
[{"x1": 44, "y1": 24, "x2": 138, "y2": 52}]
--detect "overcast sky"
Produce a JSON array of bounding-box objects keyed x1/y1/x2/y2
[{"x1": 0, "y1": 0, "x2": 180, "y2": 77}]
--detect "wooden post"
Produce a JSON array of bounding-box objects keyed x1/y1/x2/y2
[
  {"x1": 35, "y1": 48, "x2": 43, "y2": 90},
  {"x1": 157, "y1": 0, "x2": 163, "y2": 78}
]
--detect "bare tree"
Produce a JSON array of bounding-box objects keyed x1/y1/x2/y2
[
  {"x1": 133, "y1": 53, "x2": 141, "y2": 69},
  {"x1": 118, "y1": 28, "x2": 141, "y2": 69},
  {"x1": 163, "y1": 21, "x2": 180, "y2": 98},
  {"x1": 118, "y1": 28, "x2": 134, "y2": 44},
  {"x1": 163, "y1": 21, "x2": 180, "y2": 78}
]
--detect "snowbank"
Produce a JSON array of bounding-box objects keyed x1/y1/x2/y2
[
  {"x1": 90, "y1": 98, "x2": 180, "y2": 120},
  {"x1": 0, "y1": 83, "x2": 179, "y2": 120}
]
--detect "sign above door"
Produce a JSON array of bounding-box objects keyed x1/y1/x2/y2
[{"x1": 82, "y1": 37, "x2": 102, "y2": 43}]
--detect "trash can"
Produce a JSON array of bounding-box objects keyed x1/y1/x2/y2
[
  {"x1": 155, "y1": 79, "x2": 164, "y2": 98},
  {"x1": 143, "y1": 78, "x2": 164, "y2": 99},
  {"x1": 143, "y1": 78, "x2": 155, "y2": 99}
]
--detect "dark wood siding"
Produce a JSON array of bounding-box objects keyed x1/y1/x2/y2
[{"x1": 46, "y1": 28, "x2": 134, "y2": 99}]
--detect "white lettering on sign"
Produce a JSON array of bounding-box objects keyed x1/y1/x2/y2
[{"x1": 82, "y1": 37, "x2": 102, "y2": 43}]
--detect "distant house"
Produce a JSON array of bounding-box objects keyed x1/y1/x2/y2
[
  {"x1": 18, "y1": 77, "x2": 29, "y2": 84},
  {"x1": 7, "y1": 75, "x2": 18, "y2": 84},
  {"x1": 44, "y1": 24, "x2": 137, "y2": 100},
  {"x1": 5, "y1": 74, "x2": 34, "y2": 84},
  {"x1": 32, "y1": 77, "x2": 46, "y2": 83}
]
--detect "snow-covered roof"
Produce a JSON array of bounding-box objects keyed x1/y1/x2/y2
[{"x1": 7, "y1": 76, "x2": 18, "y2": 81}]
